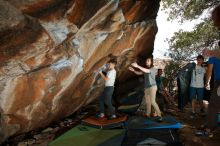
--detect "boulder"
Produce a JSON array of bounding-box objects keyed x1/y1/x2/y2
[{"x1": 0, "y1": 0, "x2": 160, "y2": 143}]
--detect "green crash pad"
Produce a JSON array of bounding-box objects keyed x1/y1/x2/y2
[{"x1": 49, "y1": 125, "x2": 124, "y2": 146}]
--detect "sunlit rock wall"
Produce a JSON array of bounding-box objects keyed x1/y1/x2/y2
[{"x1": 0, "y1": 0, "x2": 160, "y2": 142}]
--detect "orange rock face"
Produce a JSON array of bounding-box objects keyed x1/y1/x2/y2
[{"x1": 0, "y1": 0, "x2": 160, "y2": 142}]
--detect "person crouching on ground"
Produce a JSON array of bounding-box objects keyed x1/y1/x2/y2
[
  {"x1": 129, "y1": 56, "x2": 162, "y2": 121},
  {"x1": 156, "y1": 69, "x2": 174, "y2": 106},
  {"x1": 189, "y1": 55, "x2": 206, "y2": 118},
  {"x1": 97, "y1": 59, "x2": 117, "y2": 120}
]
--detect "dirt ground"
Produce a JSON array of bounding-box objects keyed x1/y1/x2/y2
[
  {"x1": 3, "y1": 102, "x2": 220, "y2": 146},
  {"x1": 166, "y1": 103, "x2": 220, "y2": 146}
]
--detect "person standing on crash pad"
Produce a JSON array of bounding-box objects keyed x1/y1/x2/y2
[
  {"x1": 97, "y1": 59, "x2": 117, "y2": 120},
  {"x1": 129, "y1": 56, "x2": 162, "y2": 121}
]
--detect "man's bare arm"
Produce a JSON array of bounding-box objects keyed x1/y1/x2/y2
[
  {"x1": 129, "y1": 67, "x2": 143, "y2": 75},
  {"x1": 131, "y1": 62, "x2": 150, "y2": 73},
  {"x1": 205, "y1": 64, "x2": 213, "y2": 88}
]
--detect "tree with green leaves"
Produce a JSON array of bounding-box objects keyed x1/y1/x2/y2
[
  {"x1": 163, "y1": 60, "x2": 183, "y2": 92},
  {"x1": 162, "y1": 0, "x2": 220, "y2": 21},
  {"x1": 162, "y1": 0, "x2": 219, "y2": 61},
  {"x1": 167, "y1": 19, "x2": 219, "y2": 61}
]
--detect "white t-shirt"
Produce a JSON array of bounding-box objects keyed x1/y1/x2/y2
[
  {"x1": 190, "y1": 65, "x2": 206, "y2": 88},
  {"x1": 105, "y1": 69, "x2": 116, "y2": 87}
]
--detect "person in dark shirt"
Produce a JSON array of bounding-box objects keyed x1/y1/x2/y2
[{"x1": 156, "y1": 69, "x2": 174, "y2": 105}]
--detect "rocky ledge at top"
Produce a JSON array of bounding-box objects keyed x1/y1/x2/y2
[{"x1": 0, "y1": 0, "x2": 160, "y2": 143}]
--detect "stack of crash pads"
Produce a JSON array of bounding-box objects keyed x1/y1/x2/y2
[
  {"x1": 122, "y1": 129, "x2": 182, "y2": 146},
  {"x1": 122, "y1": 115, "x2": 183, "y2": 146},
  {"x1": 50, "y1": 115, "x2": 183, "y2": 146},
  {"x1": 127, "y1": 115, "x2": 182, "y2": 130}
]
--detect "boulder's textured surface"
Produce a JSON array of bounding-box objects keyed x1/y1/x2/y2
[{"x1": 0, "y1": 0, "x2": 160, "y2": 142}]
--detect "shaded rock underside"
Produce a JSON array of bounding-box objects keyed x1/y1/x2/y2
[{"x1": 0, "y1": 0, "x2": 160, "y2": 142}]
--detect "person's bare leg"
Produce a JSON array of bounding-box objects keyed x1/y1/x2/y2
[
  {"x1": 199, "y1": 100, "x2": 205, "y2": 113},
  {"x1": 160, "y1": 91, "x2": 170, "y2": 104},
  {"x1": 164, "y1": 90, "x2": 175, "y2": 103},
  {"x1": 192, "y1": 99, "x2": 196, "y2": 113}
]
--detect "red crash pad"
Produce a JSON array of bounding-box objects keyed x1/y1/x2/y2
[{"x1": 82, "y1": 115, "x2": 128, "y2": 129}]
